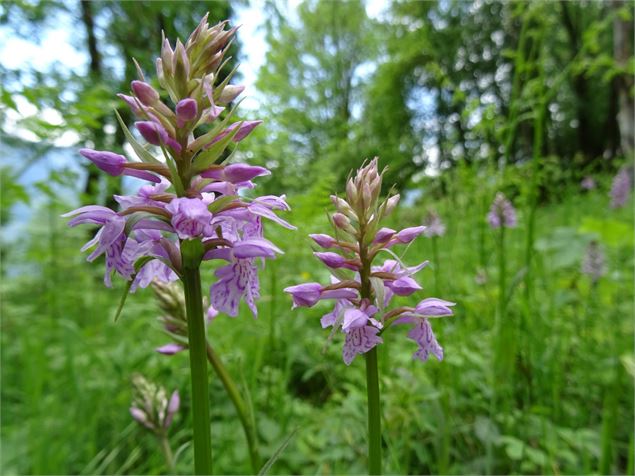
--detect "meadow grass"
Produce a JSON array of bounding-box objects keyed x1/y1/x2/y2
[{"x1": 1, "y1": 171, "x2": 633, "y2": 475}]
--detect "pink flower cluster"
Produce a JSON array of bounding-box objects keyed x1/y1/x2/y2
[
  {"x1": 64, "y1": 15, "x2": 293, "y2": 318},
  {"x1": 284, "y1": 159, "x2": 454, "y2": 365}
]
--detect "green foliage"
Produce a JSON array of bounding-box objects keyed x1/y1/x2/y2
[
  {"x1": 2, "y1": 167, "x2": 633, "y2": 475},
  {"x1": 253, "y1": 0, "x2": 378, "y2": 192}
]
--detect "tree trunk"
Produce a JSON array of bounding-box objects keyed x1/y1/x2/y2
[
  {"x1": 80, "y1": 0, "x2": 105, "y2": 203},
  {"x1": 613, "y1": 0, "x2": 634, "y2": 156}
]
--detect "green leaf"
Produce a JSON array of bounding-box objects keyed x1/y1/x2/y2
[
  {"x1": 207, "y1": 195, "x2": 237, "y2": 213},
  {"x1": 114, "y1": 110, "x2": 161, "y2": 164},
  {"x1": 188, "y1": 97, "x2": 243, "y2": 155},
  {"x1": 113, "y1": 257, "x2": 155, "y2": 322},
  {"x1": 257, "y1": 427, "x2": 298, "y2": 476},
  {"x1": 113, "y1": 280, "x2": 133, "y2": 323},
  {"x1": 214, "y1": 64, "x2": 239, "y2": 101},
  {"x1": 579, "y1": 217, "x2": 633, "y2": 248},
  {"x1": 498, "y1": 435, "x2": 524, "y2": 461},
  {"x1": 123, "y1": 212, "x2": 170, "y2": 235},
  {"x1": 193, "y1": 123, "x2": 241, "y2": 171}
]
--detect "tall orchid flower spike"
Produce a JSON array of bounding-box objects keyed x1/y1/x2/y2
[
  {"x1": 284, "y1": 158, "x2": 455, "y2": 475},
  {"x1": 63, "y1": 15, "x2": 293, "y2": 475}
]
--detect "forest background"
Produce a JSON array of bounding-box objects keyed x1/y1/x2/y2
[{"x1": 1, "y1": 1, "x2": 634, "y2": 475}]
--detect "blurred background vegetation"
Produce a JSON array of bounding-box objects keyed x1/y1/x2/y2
[{"x1": 1, "y1": 0, "x2": 633, "y2": 474}]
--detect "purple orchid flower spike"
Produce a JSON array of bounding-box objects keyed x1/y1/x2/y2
[
  {"x1": 63, "y1": 15, "x2": 293, "y2": 474},
  {"x1": 487, "y1": 192, "x2": 517, "y2": 229},
  {"x1": 423, "y1": 211, "x2": 446, "y2": 237},
  {"x1": 284, "y1": 158, "x2": 455, "y2": 475},
  {"x1": 610, "y1": 167, "x2": 632, "y2": 208},
  {"x1": 285, "y1": 158, "x2": 454, "y2": 366}
]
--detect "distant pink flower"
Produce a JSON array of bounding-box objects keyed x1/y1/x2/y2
[
  {"x1": 581, "y1": 176, "x2": 596, "y2": 191},
  {"x1": 487, "y1": 192, "x2": 517, "y2": 228},
  {"x1": 610, "y1": 168, "x2": 632, "y2": 208}
]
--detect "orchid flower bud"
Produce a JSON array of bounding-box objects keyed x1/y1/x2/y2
[
  {"x1": 131, "y1": 80, "x2": 160, "y2": 106},
  {"x1": 218, "y1": 84, "x2": 245, "y2": 104},
  {"x1": 330, "y1": 195, "x2": 357, "y2": 219},
  {"x1": 383, "y1": 194, "x2": 400, "y2": 216},
  {"x1": 176, "y1": 98, "x2": 198, "y2": 127},
  {"x1": 346, "y1": 178, "x2": 357, "y2": 204},
  {"x1": 332, "y1": 212, "x2": 355, "y2": 234},
  {"x1": 309, "y1": 233, "x2": 337, "y2": 248},
  {"x1": 136, "y1": 121, "x2": 182, "y2": 153},
  {"x1": 161, "y1": 37, "x2": 175, "y2": 76},
  {"x1": 173, "y1": 40, "x2": 190, "y2": 95}
]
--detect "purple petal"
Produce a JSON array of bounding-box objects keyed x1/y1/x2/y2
[
  {"x1": 156, "y1": 343, "x2": 186, "y2": 355},
  {"x1": 394, "y1": 226, "x2": 426, "y2": 244},
  {"x1": 123, "y1": 168, "x2": 161, "y2": 183},
  {"x1": 408, "y1": 319, "x2": 444, "y2": 362},
  {"x1": 414, "y1": 298, "x2": 456, "y2": 317},
  {"x1": 342, "y1": 308, "x2": 369, "y2": 332},
  {"x1": 248, "y1": 203, "x2": 296, "y2": 230},
  {"x1": 224, "y1": 164, "x2": 270, "y2": 183},
  {"x1": 283, "y1": 282, "x2": 322, "y2": 308},
  {"x1": 374, "y1": 227, "x2": 396, "y2": 243},
  {"x1": 210, "y1": 259, "x2": 260, "y2": 317},
  {"x1": 387, "y1": 276, "x2": 422, "y2": 296},
  {"x1": 342, "y1": 326, "x2": 383, "y2": 366},
  {"x1": 79, "y1": 149, "x2": 126, "y2": 176},
  {"x1": 130, "y1": 407, "x2": 154, "y2": 429},
  {"x1": 320, "y1": 288, "x2": 358, "y2": 300},
  {"x1": 164, "y1": 390, "x2": 180, "y2": 428},
  {"x1": 232, "y1": 238, "x2": 282, "y2": 259}
]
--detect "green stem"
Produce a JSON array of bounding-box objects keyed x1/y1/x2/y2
[
  {"x1": 365, "y1": 347, "x2": 382, "y2": 475},
  {"x1": 182, "y1": 240, "x2": 213, "y2": 475},
  {"x1": 159, "y1": 433, "x2": 176, "y2": 474},
  {"x1": 359, "y1": 223, "x2": 382, "y2": 475},
  {"x1": 498, "y1": 226, "x2": 507, "y2": 324},
  {"x1": 205, "y1": 342, "x2": 260, "y2": 473}
]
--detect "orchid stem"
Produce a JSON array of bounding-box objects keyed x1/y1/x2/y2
[
  {"x1": 359, "y1": 223, "x2": 382, "y2": 475},
  {"x1": 182, "y1": 240, "x2": 213, "y2": 475},
  {"x1": 205, "y1": 342, "x2": 260, "y2": 473},
  {"x1": 365, "y1": 347, "x2": 382, "y2": 475},
  {"x1": 159, "y1": 433, "x2": 176, "y2": 474}
]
